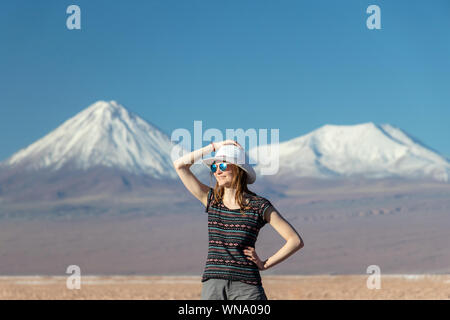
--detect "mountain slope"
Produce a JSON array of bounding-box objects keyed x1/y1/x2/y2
[
  {"x1": 1, "y1": 104, "x2": 449, "y2": 206},
  {"x1": 2, "y1": 101, "x2": 180, "y2": 178},
  {"x1": 251, "y1": 122, "x2": 450, "y2": 183},
  {"x1": 0, "y1": 100, "x2": 213, "y2": 203}
]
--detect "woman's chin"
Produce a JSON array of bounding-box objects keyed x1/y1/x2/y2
[{"x1": 217, "y1": 180, "x2": 230, "y2": 187}]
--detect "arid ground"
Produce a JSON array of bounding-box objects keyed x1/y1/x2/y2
[
  {"x1": 1, "y1": 179, "x2": 449, "y2": 276},
  {"x1": 0, "y1": 275, "x2": 448, "y2": 300}
]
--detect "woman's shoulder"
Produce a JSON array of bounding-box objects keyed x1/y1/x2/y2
[
  {"x1": 247, "y1": 193, "x2": 272, "y2": 211},
  {"x1": 246, "y1": 191, "x2": 269, "y2": 202}
]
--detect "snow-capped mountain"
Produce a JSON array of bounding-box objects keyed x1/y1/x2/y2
[
  {"x1": 1, "y1": 101, "x2": 449, "y2": 193},
  {"x1": 2, "y1": 100, "x2": 183, "y2": 179},
  {"x1": 250, "y1": 122, "x2": 450, "y2": 183}
]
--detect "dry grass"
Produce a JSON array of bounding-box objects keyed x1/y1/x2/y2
[{"x1": 0, "y1": 275, "x2": 449, "y2": 300}]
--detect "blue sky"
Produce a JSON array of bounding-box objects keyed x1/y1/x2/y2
[{"x1": 1, "y1": 0, "x2": 449, "y2": 162}]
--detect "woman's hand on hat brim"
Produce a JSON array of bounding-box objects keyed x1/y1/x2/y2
[{"x1": 217, "y1": 140, "x2": 243, "y2": 149}]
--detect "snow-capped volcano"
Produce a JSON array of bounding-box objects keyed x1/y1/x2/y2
[
  {"x1": 251, "y1": 122, "x2": 450, "y2": 183},
  {"x1": 2, "y1": 100, "x2": 180, "y2": 178},
  {"x1": 2, "y1": 103, "x2": 449, "y2": 186}
]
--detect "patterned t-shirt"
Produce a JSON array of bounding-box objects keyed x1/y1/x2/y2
[{"x1": 202, "y1": 187, "x2": 273, "y2": 286}]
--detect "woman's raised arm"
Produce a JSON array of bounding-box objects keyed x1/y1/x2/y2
[{"x1": 172, "y1": 143, "x2": 215, "y2": 206}]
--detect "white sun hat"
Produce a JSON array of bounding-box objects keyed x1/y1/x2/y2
[{"x1": 201, "y1": 144, "x2": 257, "y2": 184}]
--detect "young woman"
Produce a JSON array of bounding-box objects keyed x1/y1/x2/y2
[{"x1": 173, "y1": 139, "x2": 304, "y2": 300}]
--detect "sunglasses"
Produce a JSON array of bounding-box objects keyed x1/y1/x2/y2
[{"x1": 210, "y1": 162, "x2": 228, "y2": 173}]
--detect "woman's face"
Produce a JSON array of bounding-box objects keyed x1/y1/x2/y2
[{"x1": 213, "y1": 161, "x2": 235, "y2": 187}]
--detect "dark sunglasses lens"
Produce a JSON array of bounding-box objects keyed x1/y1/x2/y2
[
  {"x1": 219, "y1": 163, "x2": 227, "y2": 171},
  {"x1": 211, "y1": 164, "x2": 217, "y2": 172}
]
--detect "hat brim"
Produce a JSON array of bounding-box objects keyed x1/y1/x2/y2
[{"x1": 201, "y1": 155, "x2": 233, "y2": 167}]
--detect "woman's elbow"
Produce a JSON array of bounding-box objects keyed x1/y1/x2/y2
[
  {"x1": 173, "y1": 159, "x2": 191, "y2": 170},
  {"x1": 289, "y1": 237, "x2": 304, "y2": 250},
  {"x1": 173, "y1": 159, "x2": 185, "y2": 170}
]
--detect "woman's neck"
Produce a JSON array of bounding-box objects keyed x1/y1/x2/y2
[{"x1": 222, "y1": 186, "x2": 238, "y2": 206}]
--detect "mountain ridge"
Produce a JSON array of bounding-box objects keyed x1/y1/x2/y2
[
  {"x1": 1, "y1": 102, "x2": 449, "y2": 184},
  {"x1": 2, "y1": 100, "x2": 180, "y2": 178},
  {"x1": 251, "y1": 121, "x2": 450, "y2": 182}
]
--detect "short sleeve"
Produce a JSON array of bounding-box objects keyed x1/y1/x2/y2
[
  {"x1": 205, "y1": 188, "x2": 213, "y2": 213},
  {"x1": 259, "y1": 199, "x2": 273, "y2": 225}
]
